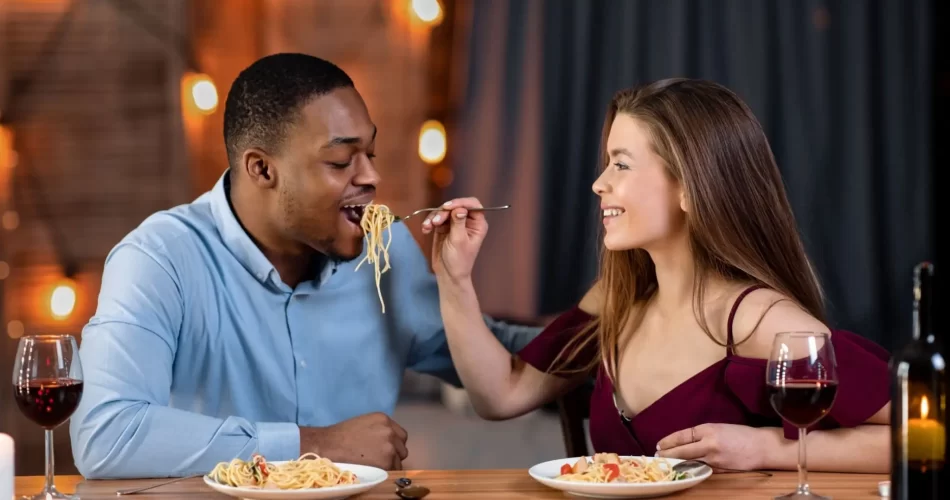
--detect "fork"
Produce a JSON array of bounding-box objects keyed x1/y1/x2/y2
[
  {"x1": 396, "y1": 204, "x2": 511, "y2": 222},
  {"x1": 672, "y1": 459, "x2": 773, "y2": 477},
  {"x1": 115, "y1": 474, "x2": 204, "y2": 495}
]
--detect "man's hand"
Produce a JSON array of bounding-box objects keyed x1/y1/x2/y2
[{"x1": 300, "y1": 412, "x2": 409, "y2": 470}]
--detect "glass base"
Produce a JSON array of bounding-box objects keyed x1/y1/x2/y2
[
  {"x1": 21, "y1": 484, "x2": 79, "y2": 500},
  {"x1": 774, "y1": 488, "x2": 830, "y2": 500}
]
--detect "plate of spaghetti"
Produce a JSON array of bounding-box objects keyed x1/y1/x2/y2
[
  {"x1": 204, "y1": 453, "x2": 388, "y2": 499},
  {"x1": 528, "y1": 453, "x2": 711, "y2": 498}
]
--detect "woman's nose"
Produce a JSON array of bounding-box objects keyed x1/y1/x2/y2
[{"x1": 592, "y1": 172, "x2": 610, "y2": 195}]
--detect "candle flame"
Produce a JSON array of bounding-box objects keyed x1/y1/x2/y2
[{"x1": 921, "y1": 395, "x2": 930, "y2": 419}]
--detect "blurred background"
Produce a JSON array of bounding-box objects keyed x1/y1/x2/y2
[{"x1": 0, "y1": 0, "x2": 942, "y2": 476}]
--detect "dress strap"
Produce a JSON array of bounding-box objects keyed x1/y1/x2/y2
[{"x1": 726, "y1": 284, "x2": 766, "y2": 355}]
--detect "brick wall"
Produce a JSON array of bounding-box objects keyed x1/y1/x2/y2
[
  {"x1": 0, "y1": 0, "x2": 191, "y2": 475},
  {"x1": 0, "y1": 0, "x2": 439, "y2": 476}
]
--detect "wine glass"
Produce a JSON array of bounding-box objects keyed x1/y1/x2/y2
[
  {"x1": 12, "y1": 335, "x2": 84, "y2": 500},
  {"x1": 766, "y1": 332, "x2": 839, "y2": 500}
]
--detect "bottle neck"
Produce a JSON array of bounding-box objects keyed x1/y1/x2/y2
[
  {"x1": 913, "y1": 263, "x2": 935, "y2": 342},
  {"x1": 913, "y1": 307, "x2": 935, "y2": 342}
]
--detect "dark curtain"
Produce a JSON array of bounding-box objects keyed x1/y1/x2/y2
[
  {"x1": 447, "y1": 0, "x2": 544, "y2": 318},
  {"x1": 453, "y1": 0, "x2": 934, "y2": 349}
]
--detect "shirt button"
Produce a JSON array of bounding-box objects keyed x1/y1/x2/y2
[{"x1": 299, "y1": 360, "x2": 307, "y2": 368}]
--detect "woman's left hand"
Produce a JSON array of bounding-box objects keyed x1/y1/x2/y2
[{"x1": 656, "y1": 423, "x2": 773, "y2": 471}]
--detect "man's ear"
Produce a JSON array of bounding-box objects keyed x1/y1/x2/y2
[{"x1": 242, "y1": 148, "x2": 278, "y2": 188}]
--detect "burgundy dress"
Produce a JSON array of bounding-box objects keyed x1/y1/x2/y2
[{"x1": 518, "y1": 286, "x2": 891, "y2": 455}]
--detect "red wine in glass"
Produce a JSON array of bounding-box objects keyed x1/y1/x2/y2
[
  {"x1": 13, "y1": 379, "x2": 84, "y2": 429},
  {"x1": 768, "y1": 381, "x2": 839, "y2": 427},
  {"x1": 12, "y1": 335, "x2": 84, "y2": 500},
  {"x1": 766, "y1": 332, "x2": 839, "y2": 500}
]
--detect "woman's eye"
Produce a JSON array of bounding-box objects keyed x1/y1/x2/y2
[{"x1": 614, "y1": 162, "x2": 629, "y2": 171}]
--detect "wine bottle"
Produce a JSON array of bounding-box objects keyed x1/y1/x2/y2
[{"x1": 890, "y1": 262, "x2": 946, "y2": 499}]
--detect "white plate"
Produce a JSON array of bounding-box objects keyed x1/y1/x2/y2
[
  {"x1": 528, "y1": 456, "x2": 712, "y2": 499},
  {"x1": 203, "y1": 462, "x2": 388, "y2": 500}
]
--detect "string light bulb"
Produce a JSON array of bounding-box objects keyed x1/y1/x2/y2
[
  {"x1": 182, "y1": 72, "x2": 218, "y2": 115},
  {"x1": 1, "y1": 210, "x2": 18, "y2": 230},
  {"x1": 418, "y1": 120, "x2": 447, "y2": 164},
  {"x1": 49, "y1": 279, "x2": 77, "y2": 320},
  {"x1": 7, "y1": 320, "x2": 24, "y2": 339},
  {"x1": 411, "y1": 0, "x2": 444, "y2": 26},
  {"x1": 0, "y1": 125, "x2": 15, "y2": 170}
]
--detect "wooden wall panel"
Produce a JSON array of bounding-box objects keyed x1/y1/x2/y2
[
  {"x1": 0, "y1": 0, "x2": 189, "y2": 476},
  {"x1": 186, "y1": 0, "x2": 262, "y2": 195}
]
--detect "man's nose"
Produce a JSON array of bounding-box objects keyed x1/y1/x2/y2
[{"x1": 354, "y1": 156, "x2": 381, "y2": 187}]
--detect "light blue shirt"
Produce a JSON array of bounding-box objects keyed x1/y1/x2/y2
[{"x1": 69, "y1": 172, "x2": 540, "y2": 479}]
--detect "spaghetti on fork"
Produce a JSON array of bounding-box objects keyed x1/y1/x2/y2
[{"x1": 354, "y1": 203, "x2": 396, "y2": 313}]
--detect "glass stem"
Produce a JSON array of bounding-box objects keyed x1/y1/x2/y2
[
  {"x1": 797, "y1": 427, "x2": 809, "y2": 494},
  {"x1": 44, "y1": 429, "x2": 55, "y2": 492}
]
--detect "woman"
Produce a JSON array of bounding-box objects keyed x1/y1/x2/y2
[{"x1": 422, "y1": 78, "x2": 890, "y2": 473}]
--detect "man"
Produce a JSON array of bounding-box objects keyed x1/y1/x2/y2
[{"x1": 69, "y1": 53, "x2": 540, "y2": 479}]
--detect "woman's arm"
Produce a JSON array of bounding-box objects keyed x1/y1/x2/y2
[
  {"x1": 538, "y1": 279, "x2": 603, "y2": 326},
  {"x1": 657, "y1": 411, "x2": 889, "y2": 473},
  {"x1": 659, "y1": 290, "x2": 889, "y2": 473},
  {"x1": 439, "y1": 279, "x2": 583, "y2": 420},
  {"x1": 422, "y1": 197, "x2": 588, "y2": 420},
  {"x1": 760, "y1": 404, "x2": 889, "y2": 473},
  {"x1": 738, "y1": 292, "x2": 890, "y2": 473},
  {"x1": 577, "y1": 279, "x2": 605, "y2": 315}
]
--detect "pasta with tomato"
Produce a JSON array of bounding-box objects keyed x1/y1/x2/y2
[
  {"x1": 208, "y1": 453, "x2": 357, "y2": 489},
  {"x1": 555, "y1": 453, "x2": 689, "y2": 483}
]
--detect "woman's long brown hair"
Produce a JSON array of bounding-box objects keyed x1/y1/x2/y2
[{"x1": 551, "y1": 79, "x2": 826, "y2": 382}]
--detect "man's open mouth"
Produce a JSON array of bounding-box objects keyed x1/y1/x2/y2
[{"x1": 341, "y1": 203, "x2": 368, "y2": 225}]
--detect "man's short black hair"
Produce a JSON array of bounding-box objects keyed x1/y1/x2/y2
[{"x1": 223, "y1": 53, "x2": 354, "y2": 168}]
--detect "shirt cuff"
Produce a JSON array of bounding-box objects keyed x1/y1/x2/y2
[{"x1": 256, "y1": 422, "x2": 300, "y2": 460}]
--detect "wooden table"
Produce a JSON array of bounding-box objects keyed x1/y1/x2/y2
[{"x1": 16, "y1": 470, "x2": 887, "y2": 499}]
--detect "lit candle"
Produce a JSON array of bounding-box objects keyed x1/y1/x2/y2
[
  {"x1": 0, "y1": 433, "x2": 13, "y2": 500},
  {"x1": 907, "y1": 396, "x2": 946, "y2": 461}
]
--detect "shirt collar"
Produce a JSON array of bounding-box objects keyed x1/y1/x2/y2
[
  {"x1": 209, "y1": 170, "x2": 340, "y2": 290},
  {"x1": 209, "y1": 170, "x2": 280, "y2": 287}
]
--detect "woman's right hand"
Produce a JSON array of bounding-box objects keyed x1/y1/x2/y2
[{"x1": 422, "y1": 197, "x2": 488, "y2": 284}]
